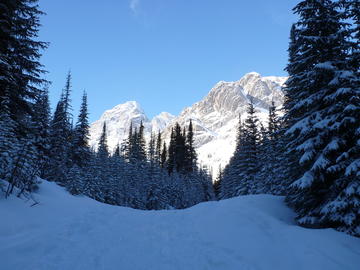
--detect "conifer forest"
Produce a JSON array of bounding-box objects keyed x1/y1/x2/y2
[{"x1": 1, "y1": 1, "x2": 360, "y2": 269}]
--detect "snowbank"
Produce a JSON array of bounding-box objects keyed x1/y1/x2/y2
[{"x1": 0, "y1": 180, "x2": 359, "y2": 270}]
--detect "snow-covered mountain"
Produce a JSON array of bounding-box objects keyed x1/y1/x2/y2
[
  {"x1": 89, "y1": 101, "x2": 175, "y2": 151},
  {"x1": 89, "y1": 72, "x2": 287, "y2": 175}
]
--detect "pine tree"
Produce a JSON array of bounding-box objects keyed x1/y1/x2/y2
[
  {"x1": 124, "y1": 122, "x2": 133, "y2": 162},
  {"x1": 155, "y1": 131, "x2": 162, "y2": 165},
  {"x1": 237, "y1": 100, "x2": 261, "y2": 195},
  {"x1": 5, "y1": 139, "x2": 40, "y2": 197},
  {"x1": 174, "y1": 123, "x2": 186, "y2": 172},
  {"x1": 268, "y1": 101, "x2": 280, "y2": 141},
  {"x1": 161, "y1": 142, "x2": 167, "y2": 169},
  {"x1": 32, "y1": 86, "x2": 51, "y2": 178},
  {"x1": 148, "y1": 133, "x2": 155, "y2": 164},
  {"x1": 283, "y1": 0, "x2": 360, "y2": 234},
  {"x1": 184, "y1": 119, "x2": 197, "y2": 172},
  {"x1": 66, "y1": 165, "x2": 84, "y2": 195},
  {"x1": 258, "y1": 102, "x2": 285, "y2": 194},
  {"x1": 0, "y1": 91, "x2": 19, "y2": 182},
  {"x1": 137, "y1": 121, "x2": 147, "y2": 162},
  {"x1": 98, "y1": 122, "x2": 109, "y2": 159},
  {"x1": 46, "y1": 97, "x2": 69, "y2": 183},
  {"x1": 71, "y1": 91, "x2": 91, "y2": 168},
  {"x1": 341, "y1": 0, "x2": 360, "y2": 73},
  {"x1": 113, "y1": 144, "x2": 121, "y2": 157},
  {"x1": 0, "y1": 0, "x2": 47, "y2": 195},
  {"x1": 0, "y1": 0, "x2": 48, "y2": 132},
  {"x1": 167, "y1": 128, "x2": 176, "y2": 174},
  {"x1": 62, "y1": 71, "x2": 73, "y2": 123},
  {"x1": 220, "y1": 101, "x2": 261, "y2": 198}
]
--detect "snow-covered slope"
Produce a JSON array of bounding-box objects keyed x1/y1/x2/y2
[
  {"x1": 89, "y1": 72, "x2": 287, "y2": 173},
  {"x1": 1, "y1": 181, "x2": 359, "y2": 270}
]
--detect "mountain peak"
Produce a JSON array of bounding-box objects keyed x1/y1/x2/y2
[
  {"x1": 112, "y1": 100, "x2": 143, "y2": 111},
  {"x1": 89, "y1": 101, "x2": 174, "y2": 151},
  {"x1": 89, "y1": 73, "x2": 287, "y2": 175},
  {"x1": 244, "y1": 71, "x2": 261, "y2": 77}
]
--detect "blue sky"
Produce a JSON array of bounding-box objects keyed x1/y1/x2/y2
[{"x1": 39, "y1": 0, "x2": 299, "y2": 122}]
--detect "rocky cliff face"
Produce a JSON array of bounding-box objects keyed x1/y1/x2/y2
[
  {"x1": 89, "y1": 72, "x2": 287, "y2": 175},
  {"x1": 160, "y1": 72, "x2": 287, "y2": 174}
]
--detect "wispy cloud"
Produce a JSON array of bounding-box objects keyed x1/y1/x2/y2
[{"x1": 130, "y1": 0, "x2": 140, "y2": 14}]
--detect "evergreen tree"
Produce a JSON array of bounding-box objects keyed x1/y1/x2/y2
[
  {"x1": 71, "y1": 91, "x2": 91, "y2": 167},
  {"x1": 137, "y1": 121, "x2": 147, "y2": 162},
  {"x1": 62, "y1": 71, "x2": 73, "y2": 123},
  {"x1": 66, "y1": 165, "x2": 84, "y2": 195},
  {"x1": 341, "y1": 0, "x2": 360, "y2": 73},
  {"x1": 283, "y1": 0, "x2": 360, "y2": 235},
  {"x1": 237, "y1": 100, "x2": 261, "y2": 195},
  {"x1": 46, "y1": 97, "x2": 69, "y2": 183},
  {"x1": 0, "y1": 0, "x2": 47, "y2": 196},
  {"x1": 184, "y1": 119, "x2": 197, "y2": 172},
  {"x1": 124, "y1": 122, "x2": 133, "y2": 162},
  {"x1": 113, "y1": 144, "x2": 121, "y2": 157},
  {"x1": 32, "y1": 86, "x2": 51, "y2": 178},
  {"x1": 220, "y1": 101, "x2": 261, "y2": 198},
  {"x1": 5, "y1": 139, "x2": 40, "y2": 197},
  {"x1": 148, "y1": 133, "x2": 155, "y2": 164},
  {"x1": 268, "y1": 101, "x2": 280, "y2": 141},
  {"x1": 0, "y1": 91, "x2": 19, "y2": 182},
  {"x1": 155, "y1": 131, "x2": 162, "y2": 165},
  {"x1": 98, "y1": 122, "x2": 109, "y2": 159},
  {"x1": 258, "y1": 102, "x2": 285, "y2": 195},
  {"x1": 0, "y1": 0, "x2": 48, "y2": 132},
  {"x1": 161, "y1": 142, "x2": 167, "y2": 169},
  {"x1": 174, "y1": 123, "x2": 186, "y2": 172},
  {"x1": 167, "y1": 128, "x2": 176, "y2": 174}
]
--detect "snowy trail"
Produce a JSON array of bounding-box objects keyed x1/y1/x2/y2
[{"x1": 1, "y1": 181, "x2": 359, "y2": 270}]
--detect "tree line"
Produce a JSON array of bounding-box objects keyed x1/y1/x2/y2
[
  {"x1": 218, "y1": 0, "x2": 360, "y2": 237},
  {"x1": 0, "y1": 0, "x2": 214, "y2": 209},
  {"x1": 66, "y1": 113, "x2": 215, "y2": 210},
  {"x1": 1, "y1": 0, "x2": 359, "y2": 236}
]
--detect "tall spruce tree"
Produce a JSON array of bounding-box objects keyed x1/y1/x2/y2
[
  {"x1": 0, "y1": 0, "x2": 48, "y2": 131},
  {"x1": 137, "y1": 121, "x2": 147, "y2": 162},
  {"x1": 0, "y1": 90, "x2": 19, "y2": 183},
  {"x1": 161, "y1": 142, "x2": 167, "y2": 169},
  {"x1": 148, "y1": 133, "x2": 156, "y2": 164},
  {"x1": 46, "y1": 97, "x2": 69, "y2": 183},
  {"x1": 167, "y1": 128, "x2": 176, "y2": 174},
  {"x1": 71, "y1": 91, "x2": 91, "y2": 167},
  {"x1": 0, "y1": 0, "x2": 47, "y2": 195},
  {"x1": 258, "y1": 102, "x2": 285, "y2": 194},
  {"x1": 98, "y1": 122, "x2": 109, "y2": 159},
  {"x1": 185, "y1": 119, "x2": 197, "y2": 172},
  {"x1": 174, "y1": 123, "x2": 186, "y2": 172},
  {"x1": 283, "y1": 0, "x2": 360, "y2": 235},
  {"x1": 237, "y1": 100, "x2": 261, "y2": 195},
  {"x1": 155, "y1": 131, "x2": 162, "y2": 165},
  {"x1": 62, "y1": 71, "x2": 73, "y2": 123},
  {"x1": 124, "y1": 122, "x2": 133, "y2": 162},
  {"x1": 32, "y1": 86, "x2": 51, "y2": 178}
]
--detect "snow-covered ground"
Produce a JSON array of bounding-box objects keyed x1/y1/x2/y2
[{"x1": 1, "y1": 181, "x2": 359, "y2": 270}]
